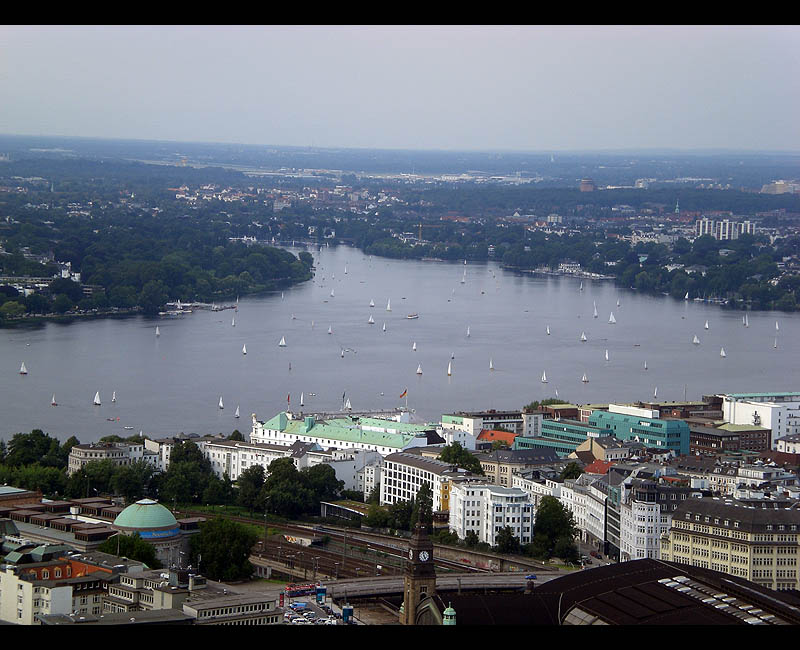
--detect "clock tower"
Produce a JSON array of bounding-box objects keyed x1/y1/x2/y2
[{"x1": 401, "y1": 523, "x2": 437, "y2": 625}]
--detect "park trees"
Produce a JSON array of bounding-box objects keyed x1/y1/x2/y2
[
  {"x1": 438, "y1": 442, "x2": 484, "y2": 475},
  {"x1": 189, "y1": 517, "x2": 258, "y2": 581}
]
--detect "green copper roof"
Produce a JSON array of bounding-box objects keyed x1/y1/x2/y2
[
  {"x1": 261, "y1": 412, "x2": 430, "y2": 449},
  {"x1": 113, "y1": 499, "x2": 178, "y2": 530}
]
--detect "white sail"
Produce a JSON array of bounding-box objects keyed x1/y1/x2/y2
[
  {"x1": 93, "y1": 391, "x2": 101, "y2": 406},
  {"x1": 242, "y1": 344, "x2": 247, "y2": 355},
  {"x1": 382, "y1": 322, "x2": 386, "y2": 332},
  {"x1": 416, "y1": 364, "x2": 423, "y2": 375},
  {"x1": 344, "y1": 265, "x2": 347, "y2": 274},
  {"x1": 555, "y1": 388, "x2": 559, "y2": 399},
  {"x1": 386, "y1": 299, "x2": 391, "y2": 311},
  {"x1": 776, "y1": 321, "x2": 780, "y2": 331},
  {"x1": 370, "y1": 299, "x2": 375, "y2": 307},
  {"x1": 279, "y1": 336, "x2": 286, "y2": 347},
  {"x1": 541, "y1": 371, "x2": 547, "y2": 383},
  {"x1": 608, "y1": 312, "x2": 616, "y2": 324},
  {"x1": 447, "y1": 361, "x2": 452, "y2": 377},
  {"x1": 774, "y1": 338, "x2": 778, "y2": 349},
  {"x1": 684, "y1": 292, "x2": 689, "y2": 300},
  {"x1": 51, "y1": 394, "x2": 57, "y2": 406},
  {"x1": 177, "y1": 299, "x2": 182, "y2": 310},
  {"x1": 580, "y1": 332, "x2": 587, "y2": 342},
  {"x1": 704, "y1": 320, "x2": 709, "y2": 330},
  {"x1": 328, "y1": 325, "x2": 332, "y2": 335},
  {"x1": 232, "y1": 317, "x2": 235, "y2": 327},
  {"x1": 112, "y1": 391, "x2": 116, "y2": 403},
  {"x1": 693, "y1": 335, "x2": 700, "y2": 345},
  {"x1": 466, "y1": 326, "x2": 470, "y2": 337},
  {"x1": 580, "y1": 281, "x2": 583, "y2": 291},
  {"x1": 582, "y1": 372, "x2": 588, "y2": 383},
  {"x1": 300, "y1": 392, "x2": 304, "y2": 407},
  {"x1": 281, "y1": 292, "x2": 284, "y2": 300},
  {"x1": 546, "y1": 325, "x2": 550, "y2": 335},
  {"x1": 412, "y1": 342, "x2": 417, "y2": 351},
  {"x1": 341, "y1": 348, "x2": 344, "y2": 358},
  {"x1": 330, "y1": 289, "x2": 335, "y2": 297},
  {"x1": 644, "y1": 360, "x2": 648, "y2": 370},
  {"x1": 345, "y1": 398, "x2": 351, "y2": 410},
  {"x1": 605, "y1": 349, "x2": 609, "y2": 362},
  {"x1": 654, "y1": 386, "x2": 658, "y2": 399},
  {"x1": 616, "y1": 299, "x2": 620, "y2": 307},
  {"x1": 291, "y1": 313, "x2": 296, "y2": 320},
  {"x1": 218, "y1": 396, "x2": 224, "y2": 409},
  {"x1": 19, "y1": 362, "x2": 27, "y2": 374},
  {"x1": 720, "y1": 347, "x2": 726, "y2": 358},
  {"x1": 235, "y1": 405, "x2": 240, "y2": 418},
  {"x1": 368, "y1": 314, "x2": 375, "y2": 324},
  {"x1": 311, "y1": 321, "x2": 314, "y2": 329},
  {"x1": 155, "y1": 326, "x2": 160, "y2": 337},
  {"x1": 593, "y1": 302, "x2": 598, "y2": 318},
  {"x1": 451, "y1": 352, "x2": 455, "y2": 359},
  {"x1": 489, "y1": 358, "x2": 494, "y2": 371},
  {"x1": 745, "y1": 313, "x2": 749, "y2": 327}
]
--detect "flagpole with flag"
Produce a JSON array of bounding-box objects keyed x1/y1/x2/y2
[
  {"x1": 287, "y1": 393, "x2": 290, "y2": 411},
  {"x1": 400, "y1": 387, "x2": 408, "y2": 410}
]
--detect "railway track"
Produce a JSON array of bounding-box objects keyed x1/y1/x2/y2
[{"x1": 176, "y1": 510, "x2": 488, "y2": 574}]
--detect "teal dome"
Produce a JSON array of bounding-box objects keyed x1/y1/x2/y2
[{"x1": 113, "y1": 499, "x2": 179, "y2": 539}]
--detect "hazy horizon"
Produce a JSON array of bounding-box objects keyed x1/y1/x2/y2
[{"x1": 2, "y1": 25, "x2": 799, "y2": 152}]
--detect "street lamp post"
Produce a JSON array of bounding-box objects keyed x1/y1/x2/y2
[{"x1": 334, "y1": 562, "x2": 340, "y2": 580}]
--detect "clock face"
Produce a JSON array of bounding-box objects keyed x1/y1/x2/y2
[
  {"x1": 419, "y1": 551, "x2": 430, "y2": 562},
  {"x1": 409, "y1": 548, "x2": 414, "y2": 560}
]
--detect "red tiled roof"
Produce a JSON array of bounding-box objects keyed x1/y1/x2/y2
[
  {"x1": 584, "y1": 459, "x2": 614, "y2": 475},
  {"x1": 477, "y1": 429, "x2": 519, "y2": 447}
]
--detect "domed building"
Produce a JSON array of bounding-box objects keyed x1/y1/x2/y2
[{"x1": 112, "y1": 499, "x2": 183, "y2": 566}]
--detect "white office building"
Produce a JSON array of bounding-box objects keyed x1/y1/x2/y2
[{"x1": 449, "y1": 479, "x2": 535, "y2": 547}]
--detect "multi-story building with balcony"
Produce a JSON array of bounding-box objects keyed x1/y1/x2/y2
[{"x1": 449, "y1": 479, "x2": 534, "y2": 547}]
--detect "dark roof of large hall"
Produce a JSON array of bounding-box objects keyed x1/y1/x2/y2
[{"x1": 429, "y1": 559, "x2": 800, "y2": 625}]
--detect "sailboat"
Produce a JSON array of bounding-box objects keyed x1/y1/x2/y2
[
  {"x1": 51, "y1": 394, "x2": 58, "y2": 406},
  {"x1": 593, "y1": 302, "x2": 598, "y2": 318},
  {"x1": 232, "y1": 316, "x2": 235, "y2": 327},
  {"x1": 218, "y1": 396, "x2": 224, "y2": 410},
  {"x1": 311, "y1": 321, "x2": 314, "y2": 329},
  {"x1": 330, "y1": 289, "x2": 335, "y2": 298},
  {"x1": 19, "y1": 362, "x2": 27, "y2": 375},
  {"x1": 744, "y1": 313, "x2": 749, "y2": 328},
  {"x1": 579, "y1": 281, "x2": 583, "y2": 292},
  {"x1": 654, "y1": 387, "x2": 658, "y2": 399},
  {"x1": 416, "y1": 364, "x2": 423, "y2": 375},
  {"x1": 93, "y1": 391, "x2": 101, "y2": 406},
  {"x1": 466, "y1": 326, "x2": 471, "y2": 338},
  {"x1": 720, "y1": 347, "x2": 727, "y2": 358},
  {"x1": 300, "y1": 392, "x2": 304, "y2": 407},
  {"x1": 616, "y1": 299, "x2": 620, "y2": 307},
  {"x1": 451, "y1": 352, "x2": 455, "y2": 359},
  {"x1": 155, "y1": 326, "x2": 160, "y2": 337},
  {"x1": 281, "y1": 292, "x2": 284, "y2": 300},
  {"x1": 341, "y1": 349, "x2": 345, "y2": 358},
  {"x1": 582, "y1": 372, "x2": 589, "y2": 383},
  {"x1": 386, "y1": 299, "x2": 391, "y2": 312},
  {"x1": 278, "y1": 336, "x2": 286, "y2": 347},
  {"x1": 580, "y1": 332, "x2": 587, "y2": 342},
  {"x1": 541, "y1": 371, "x2": 547, "y2": 383},
  {"x1": 608, "y1": 312, "x2": 616, "y2": 324},
  {"x1": 412, "y1": 342, "x2": 417, "y2": 351},
  {"x1": 546, "y1": 325, "x2": 550, "y2": 336},
  {"x1": 345, "y1": 398, "x2": 352, "y2": 410},
  {"x1": 693, "y1": 335, "x2": 700, "y2": 345},
  {"x1": 242, "y1": 344, "x2": 247, "y2": 355},
  {"x1": 604, "y1": 349, "x2": 609, "y2": 362},
  {"x1": 344, "y1": 265, "x2": 348, "y2": 274},
  {"x1": 644, "y1": 360, "x2": 648, "y2": 370},
  {"x1": 382, "y1": 322, "x2": 387, "y2": 332},
  {"x1": 447, "y1": 361, "x2": 452, "y2": 377},
  {"x1": 489, "y1": 358, "x2": 494, "y2": 371},
  {"x1": 111, "y1": 391, "x2": 116, "y2": 403},
  {"x1": 235, "y1": 405, "x2": 240, "y2": 418},
  {"x1": 291, "y1": 313, "x2": 296, "y2": 320},
  {"x1": 368, "y1": 315, "x2": 375, "y2": 325},
  {"x1": 774, "y1": 338, "x2": 778, "y2": 349},
  {"x1": 370, "y1": 299, "x2": 375, "y2": 307},
  {"x1": 555, "y1": 388, "x2": 559, "y2": 399},
  {"x1": 461, "y1": 270, "x2": 466, "y2": 284},
  {"x1": 684, "y1": 292, "x2": 689, "y2": 300},
  {"x1": 328, "y1": 325, "x2": 333, "y2": 335},
  {"x1": 776, "y1": 321, "x2": 780, "y2": 332},
  {"x1": 704, "y1": 320, "x2": 709, "y2": 330}
]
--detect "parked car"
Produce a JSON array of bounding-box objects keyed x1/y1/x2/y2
[{"x1": 590, "y1": 551, "x2": 601, "y2": 559}]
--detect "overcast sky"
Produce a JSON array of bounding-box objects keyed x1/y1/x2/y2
[{"x1": 1, "y1": 25, "x2": 799, "y2": 152}]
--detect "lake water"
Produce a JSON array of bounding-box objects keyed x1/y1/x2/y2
[{"x1": 1, "y1": 244, "x2": 798, "y2": 444}]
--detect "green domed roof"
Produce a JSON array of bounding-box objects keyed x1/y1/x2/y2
[{"x1": 113, "y1": 499, "x2": 178, "y2": 530}]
